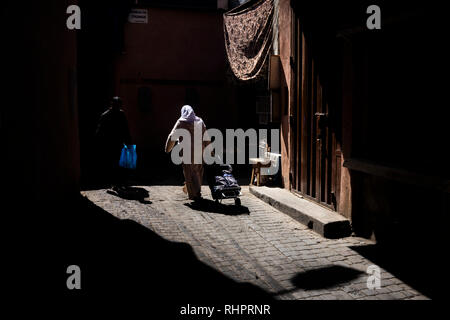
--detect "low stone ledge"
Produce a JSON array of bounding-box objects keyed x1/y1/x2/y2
[{"x1": 249, "y1": 186, "x2": 351, "y2": 239}]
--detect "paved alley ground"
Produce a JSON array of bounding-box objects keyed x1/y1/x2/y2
[{"x1": 82, "y1": 185, "x2": 428, "y2": 300}]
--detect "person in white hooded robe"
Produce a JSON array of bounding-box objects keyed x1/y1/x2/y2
[{"x1": 165, "y1": 105, "x2": 209, "y2": 201}]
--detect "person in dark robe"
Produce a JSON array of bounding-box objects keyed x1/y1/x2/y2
[{"x1": 95, "y1": 96, "x2": 131, "y2": 190}]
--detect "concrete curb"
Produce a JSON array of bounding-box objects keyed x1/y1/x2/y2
[{"x1": 249, "y1": 186, "x2": 352, "y2": 239}]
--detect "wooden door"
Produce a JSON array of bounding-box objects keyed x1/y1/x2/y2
[{"x1": 291, "y1": 16, "x2": 340, "y2": 211}]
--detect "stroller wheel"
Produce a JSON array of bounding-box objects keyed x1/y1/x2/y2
[{"x1": 234, "y1": 198, "x2": 241, "y2": 206}]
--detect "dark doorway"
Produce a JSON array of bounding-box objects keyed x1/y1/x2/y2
[{"x1": 290, "y1": 16, "x2": 341, "y2": 211}]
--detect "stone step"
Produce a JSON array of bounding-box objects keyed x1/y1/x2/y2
[{"x1": 249, "y1": 186, "x2": 351, "y2": 239}]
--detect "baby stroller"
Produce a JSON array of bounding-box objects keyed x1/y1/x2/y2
[{"x1": 205, "y1": 162, "x2": 242, "y2": 206}]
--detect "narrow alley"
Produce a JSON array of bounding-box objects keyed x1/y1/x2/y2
[
  {"x1": 82, "y1": 186, "x2": 427, "y2": 300},
  {"x1": 4, "y1": 0, "x2": 446, "y2": 312}
]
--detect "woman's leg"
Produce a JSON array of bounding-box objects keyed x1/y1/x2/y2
[
  {"x1": 182, "y1": 164, "x2": 203, "y2": 199},
  {"x1": 192, "y1": 164, "x2": 203, "y2": 199}
]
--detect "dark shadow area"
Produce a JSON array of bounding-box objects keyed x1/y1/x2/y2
[
  {"x1": 273, "y1": 265, "x2": 363, "y2": 297},
  {"x1": 185, "y1": 199, "x2": 250, "y2": 215},
  {"x1": 289, "y1": 265, "x2": 363, "y2": 290},
  {"x1": 350, "y1": 243, "x2": 440, "y2": 300},
  {"x1": 48, "y1": 195, "x2": 271, "y2": 303},
  {"x1": 351, "y1": 173, "x2": 445, "y2": 300},
  {"x1": 106, "y1": 186, "x2": 152, "y2": 204}
]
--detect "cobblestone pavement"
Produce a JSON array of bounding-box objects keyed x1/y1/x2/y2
[{"x1": 82, "y1": 185, "x2": 428, "y2": 300}]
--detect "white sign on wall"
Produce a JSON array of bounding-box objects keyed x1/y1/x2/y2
[{"x1": 128, "y1": 9, "x2": 148, "y2": 24}]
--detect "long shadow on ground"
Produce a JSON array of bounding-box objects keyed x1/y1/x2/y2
[
  {"x1": 106, "y1": 186, "x2": 152, "y2": 204},
  {"x1": 274, "y1": 265, "x2": 363, "y2": 297},
  {"x1": 185, "y1": 199, "x2": 250, "y2": 215},
  {"x1": 289, "y1": 265, "x2": 363, "y2": 290},
  {"x1": 54, "y1": 195, "x2": 272, "y2": 303}
]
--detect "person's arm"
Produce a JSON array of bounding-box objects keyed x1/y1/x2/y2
[
  {"x1": 165, "y1": 120, "x2": 180, "y2": 153},
  {"x1": 95, "y1": 112, "x2": 107, "y2": 139}
]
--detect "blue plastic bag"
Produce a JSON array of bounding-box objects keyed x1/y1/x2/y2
[{"x1": 119, "y1": 144, "x2": 137, "y2": 169}]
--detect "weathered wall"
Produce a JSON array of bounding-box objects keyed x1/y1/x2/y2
[
  {"x1": 2, "y1": 0, "x2": 81, "y2": 290},
  {"x1": 3, "y1": 0, "x2": 80, "y2": 205},
  {"x1": 338, "y1": 38, "x2": 353, "y2": 219},
  {"x1": 114, "y1": 7, "x2": 237, "y2": 172},
  {"x1": 347, "y1": 15, "x2": 448, "y2": 239},
  {"x1": 277, "y1": 0, "x2": 292, "y2": 189}
]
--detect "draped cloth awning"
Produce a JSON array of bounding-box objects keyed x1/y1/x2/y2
[{"x1": 223, "y1": 0, "x2": 274, "y2": 81}]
